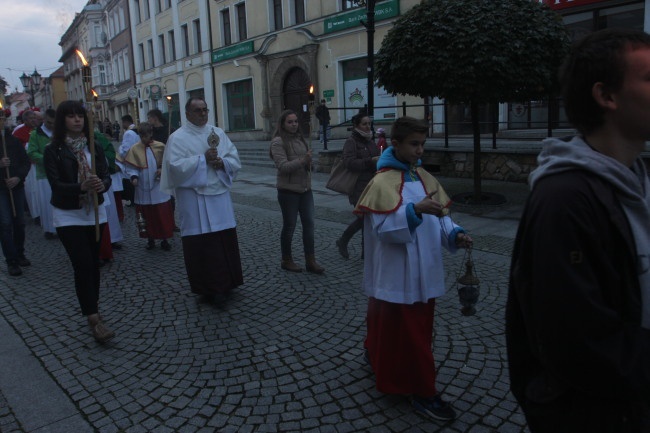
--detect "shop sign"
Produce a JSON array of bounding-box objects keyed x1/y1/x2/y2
[
  {"x1": 541, "y1": 0, "x2": 609, "y2": 10},
  {"x1": 212, "y1": 41, "x2": 254, "y2": 63},
  {"x1": 323, "y1": 89, "x2": 334, "y2": 98},
  {"x1": 324, "y1": 0, "x2": 399, "y2": 34},
  {"x1": 149, "y1": 84, "x2": 162, "y2": 101}
]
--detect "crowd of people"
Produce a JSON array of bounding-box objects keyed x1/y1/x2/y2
[{"x1": 3, "y1": 28, "x2": 649, "y2": 431}]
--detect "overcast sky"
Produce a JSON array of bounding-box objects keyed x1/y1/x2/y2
[{"x1": 0, "y1": 0, "x2": 89, "y2": 94}]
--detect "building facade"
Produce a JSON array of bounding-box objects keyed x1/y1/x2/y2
[
  {"x1": 58, "y1": 0, "x2": 650, "y2": 140},
  {"x1": 129, "y1": 0, "x2": 421, "y2": 140}
]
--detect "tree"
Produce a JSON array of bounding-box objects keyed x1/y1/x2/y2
[
  {"x1": 0, "y1": 75, "x2": 8, "y2": 96},
  {"x1": 375, "y1": 0, "x2": 570, "y2": 202}
]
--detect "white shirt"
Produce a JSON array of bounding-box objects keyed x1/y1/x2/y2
[{"x1": 118, "y1": 126, "x2": 139, "y2": 158}]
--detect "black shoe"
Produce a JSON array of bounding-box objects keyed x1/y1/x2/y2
[
  {"x1": 412, "y1": 394, "x2": 457, "y2": 421},
  {"x1": 173, "y1": 225, "x2": 180, "y2": 232},
  {"x1": 111, "y1": 242, "x2": 123, "y2": 250},
  {"x1": 363, "y1": 348, "x2": 371, "y2": 367},
  {"x1": 161, "y1": 240, "x2": 171, "y2": 251},
  {"x1": 145, "y1": 240, "x2": 155, "y2": 250},
  {"x1": 17, "y1": 257, "x2": 31, "y2": 267},
  {"x1": 336, "y1": 238, "x2": 349, "y2": 259},
  {"x1": 8, "y1": 264, "x2": 22, "y2": 276},
  {"x1": 44, "y1": 232, "x2": 57, "y2": 240}
]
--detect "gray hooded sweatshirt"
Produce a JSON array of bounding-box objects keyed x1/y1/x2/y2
[{"x1": 530, "y1": 135, "x2": 650, "y2": 329}]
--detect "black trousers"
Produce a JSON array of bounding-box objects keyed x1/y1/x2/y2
[{"x1": 56, "y1": 223, "x2": 105, "y2": 316}]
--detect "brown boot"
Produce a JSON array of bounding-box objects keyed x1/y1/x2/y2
[
  {"x1": 88, "y1": 314, "x2": 115, "y2": 343},
  {"x1": 306, "y1": 254, "x2": 325, "y2": 274},
  {"x1": 281, "y1": 256, "x2": 303, "y2": 272}
]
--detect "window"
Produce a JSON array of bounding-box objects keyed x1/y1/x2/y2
[
  {"x1": 113, "y1": 58, "x2": 119, "y2": 82},
  {"x1": 143, "y1": 0, "x2": 150, "y2": 20},
  {"x1": 294, "y1": 0, "x2": 305, "y2": 24},
  {"x1": 164, "y1": 0, "x2": 171, "y2": 8},
  {"x1": 181, "y1": 24, "x2": 189, "y2": 56},
  {"x1": 94, "y1": 23, "x2": 102, "y2": 47},
  {"x1": 272, "y1": 0, "x2": 283, "y2": 30},
  {"x1": 221, "y1": 9, "x2": 232, "y2": 46},
  {"x1": 99, "y1": 63, "x2": 106, "y2": 85},
  {"x1": 342, "y1": 0, "x2": 358, "y2": 10},
  {"x1": 193, "y1": 19, "x2": 202, "y2": 53},
  {"x1": 138, "y1": 43, "x2": 146, "y2": 70},
  {"x1": 109, "y1": 15, "x2": 115, "y2": 38},
  {"x1": 169, "y1": 30, "x2": 176, "y2": 61},
  {"x1": 119, "y1": 7, "x2": 125, "y2": 30},
  {"x1": 123, "y1": 51, "x2": 130, "y2": 80},
  {"x1": 155, "y1": 0, "x2": 162, "y2": 14},
  {"x1": 133, "y1": 0, "x2": 141, "y2": 23},
  {"x1": 225, "y1": 79, "x2": 254, "y2": 131},
  {"x1": 236, "y1": 3, "x2": 247, "y2": 41},
  {"x1": 147, "y1": 39, "x2": 154, "y2": 67},
  {"x1": 159, "y1": 34, "x2": 166, "y2": 64}
]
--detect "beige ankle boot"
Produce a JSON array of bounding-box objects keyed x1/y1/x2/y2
[
  {"x1": 306, "y1": 254, "x2": 325, "y2": 274},
  {"x1": 88, "y1": 314, "x2": 115, "y2": 343},
  {"x1": 281, "y1": 256, "x2": 302, "y2": 272}
]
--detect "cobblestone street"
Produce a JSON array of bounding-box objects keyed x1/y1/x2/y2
[{"x1": 0, "y1": 160, "x2": 530, "y2": 433}]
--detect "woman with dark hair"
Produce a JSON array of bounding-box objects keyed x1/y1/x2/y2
[
  {"x1": 270, "y1": 109, "x2": 324, "y2": 274},
  {"x1": 336, "y1": 112, "x2": 379, "y2": 259},
  {"x1": 44, "y1": 100, "x2": 115, "y2": 343}
]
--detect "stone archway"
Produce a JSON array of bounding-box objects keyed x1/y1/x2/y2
[
  {"x1": 259, "y1": 44, "x2": 318, "y2": 137},
  {"x1": 283, "y1": 67, "x2": 311, "y2": 136}
]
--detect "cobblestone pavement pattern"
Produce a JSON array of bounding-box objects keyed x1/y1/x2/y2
[{"x1": 0, "y1": 141, "x2": 531, "y2": 433}]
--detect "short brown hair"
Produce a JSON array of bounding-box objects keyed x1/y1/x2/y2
[{"x1": 391, "y1": 116, "x2": 428, "y2": 142}]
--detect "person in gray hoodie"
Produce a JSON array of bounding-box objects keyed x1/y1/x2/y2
[{"x1": 506, "y1": 28, "x2": 650, "y2": 433}]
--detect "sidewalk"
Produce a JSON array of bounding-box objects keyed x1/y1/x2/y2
[{"x1": 0, "y1": 143, "x2": 531, "y2": 433}]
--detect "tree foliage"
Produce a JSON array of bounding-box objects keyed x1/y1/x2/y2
[
  {"x1": 375, "y1": 0, "x2": 571, "y2": 104},
  {"x1": 0, "y1": 76, "x2": 8, "y2": 96}
]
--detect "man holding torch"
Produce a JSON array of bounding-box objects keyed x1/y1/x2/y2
[{"x1": 0, "y1": 108, "x2": 31, "y2": 276}]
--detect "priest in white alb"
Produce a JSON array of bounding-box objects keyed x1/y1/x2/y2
[{"x1": 160, "y1": 97, "x2": 243, "y2": 303}]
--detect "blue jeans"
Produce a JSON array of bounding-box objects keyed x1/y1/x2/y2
[
  {"x1": 0, "y1": 187, "x2": 26, "y2": 264},
  {"x1": 277, "y1": 189, "x2": 315, "y2": 257},
  {"x1": 319, "y1": 124, "x2": 331, "y2": 142}
]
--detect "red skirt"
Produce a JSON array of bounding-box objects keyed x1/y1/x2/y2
[
  {"x1": 365, "y1": 297, "x2": 438, "y2": 397},
  {"x1": 135, "y1": 200, "x2": 174, "y2": 239},
  {"x1": 98, "y1": 223, "x2": 113, "y2": 260},
  {"x1": 113, "y1": 191, "x2": 124, "y2": 222}
]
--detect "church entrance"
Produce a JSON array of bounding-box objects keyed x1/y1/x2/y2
[{"x1": 282, "y1": 67, "x2": 311, "y2": 137}]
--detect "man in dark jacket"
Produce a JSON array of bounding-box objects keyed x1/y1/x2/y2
[
  {"x1": 315, "y1": 99, "x2": 330, "y2": 144},
  {"x1": 0, "y1": 109, "x2": 31, "y2": 276},
  {"x1": 506, "y1": 29, "x2": 650, "y2": 433}
]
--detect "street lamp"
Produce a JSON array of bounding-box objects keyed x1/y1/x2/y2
[{"x1": 19, "y1": 69, "x2": 42, "y2": 108}]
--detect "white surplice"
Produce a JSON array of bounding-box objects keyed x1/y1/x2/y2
[
  {"x1": 362, "y1": 181, "x2": 462, "y2": 305},
  {"x1": 160, "y1": 123, "x2": 240, "y2": 237},
  {"x1": 124, "y1": 148, "x2": 170, "y2": 205}
]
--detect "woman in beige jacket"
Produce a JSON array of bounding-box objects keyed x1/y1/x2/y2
[{"x1": 270, "y1": 110, "x2": 324, "y2": 274}]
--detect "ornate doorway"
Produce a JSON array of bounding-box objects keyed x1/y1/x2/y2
[{"x1": 282, "y1": 67, "x2": 311, "y2": 137}]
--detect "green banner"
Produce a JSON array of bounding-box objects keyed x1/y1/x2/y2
[
  {"x1": 212, "y1": 41, "x2": 254, "y2": 63},
  {"x1": 324, "y1": 0, "x2": 399, "y2": 34}
]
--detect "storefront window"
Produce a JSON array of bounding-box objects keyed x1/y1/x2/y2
[
  {"x1": 341, "y1": 57, "x2": 396, "y2": 123},
  {"x1": 225, "y1": 79, "x2": 254, "y2": 131},
  {"x1": 597, "y1": 3, "x2": 643, "y2": 30},
  {"x1": 508, "y1": 1, "x2": 643, "y2": 130}
]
